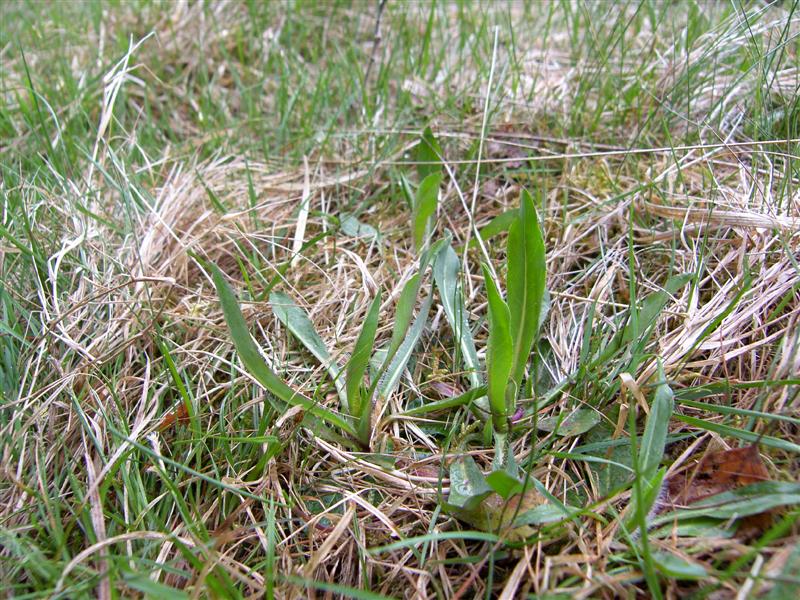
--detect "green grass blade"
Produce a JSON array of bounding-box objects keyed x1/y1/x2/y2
[
  {"x1": 369, "y1": 531, "x2": 500, "y2": 555},
  {"x1": 433, "y1": 244, "x2": 482, "y2": 388},
  {"x1": 400, "y1": 385, "x2": 488, "y2": 417},
  {"x1": 675, "y1": 415, "x2": 800, "y2": 454},
  {"x1": 482, "y1": 263, "x2": 513, "y2": 434},
  {"x1": 269, "y1": 290, "x2": 347, "y2": 411},
  {"x1": 506, "y1": 189, "x2": 547, "y2": 388},
  {"x1": 413, "y1": 172, "x2": 441, "y2": 251},
  {"x1": 211, "y1": 263, "x2": 356, "y2": 436}
]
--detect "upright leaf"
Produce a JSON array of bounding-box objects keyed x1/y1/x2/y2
[
  {"x1": 639, "y1": 362, "x2": 674, "y2": 481},
  {"x1": 269, "y1": 290, "x2": 347, "y2": 410},
  {"x1": 482, "y1": 264, "x2": 513, "y2": 434},
  {"x1": 415, "y1": 126, "x2": 442, "y2": 181},
  {"x1": 506, "y1": 189, "x2": 546, "y2": 388},
  {"x1": 375, "y1": 292, "x2": 433, "y2": 402},
  {"x1": 413, "y1": 172, "x2": 442, "y2": 251},
  {"x1": 211, "y1": 263, "x2": 356, "y2": 436},
  {"x1": 433, "y1": 244, "x2": 482, "y2": 388},
  {"x1": 387, "y1": 274, "x2": 421, "y2": 359},
  {"x1": 348, "y1": 292, "x2": 381, "y2": 421}
]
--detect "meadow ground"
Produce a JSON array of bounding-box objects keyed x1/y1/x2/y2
[{"x1": 1, "y1": 1, "x2": 799, "y2": 598}]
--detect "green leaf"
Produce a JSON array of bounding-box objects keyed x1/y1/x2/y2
[
  {"x1": 415, "y1": 126, "x2": 442, "y2": 181},
  {"x1": 468, "y1": 209, "x2": 517, "y2": 248},
  {"x1": 432, "y1": 243, "x2": 482, "y2": 388},
  {"x1": 269, "y1": 290, "x2": 347, "y2": 410},
  {"x1": 639, "y1": 362, "x2": 674, "y2": 481},
  {"x1": 375, "y1": 292, "x2": 433, "y2": 403},
  {"x1": 413, "y1": 172, "x2": 441, "y2": 251},
  {"x1": 340, "y1": 212, "x2": 380, "y2": 241},
  {"x1": 387, "y1": 274, "x2": 421, "y2": 360},
  {"x1": 447, "y1": 455, "x2": 493, "y2": 511},
  {"x1": 349, "y1": 292, "x2": 381, "y2": 444},
  {"x1": 651, "y1": 551, "x2": 708, "y2": 580},
  {"x1": 537, "y1": 408, "x2": 601, "y2": 437},
  {"x1": 650, "y1": 518, "x2": 735, "y2": 539},
  {"x1": 513, "y1": 503, "x2": 580, "y2": 527},
  {"x1": 485, "y1": 469, "x2": 524, "y2": 500},
  {"x1": 211, "y1": 263, "x2": 356, "y2": 437},
  {"x1": 506, "y1": 189, "x2": 547, "y2": 389},
  {"x1": 482, "y1": 263, "x2": 513, "y2": 434}
]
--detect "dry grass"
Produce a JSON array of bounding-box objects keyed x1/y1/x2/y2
[{"x1": 1, "y1": 1, "x2": 799, "y2": 598}]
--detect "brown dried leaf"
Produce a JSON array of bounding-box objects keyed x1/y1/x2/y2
[{"x1": 660, "y1": 445, "x2": 772, "y2": 534}]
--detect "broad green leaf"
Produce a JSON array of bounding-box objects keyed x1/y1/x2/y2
[
  {"x1": 506, "y1": 189, "x2": 547, "y2": 388},
  {"x1": 447, "y1": 455, "x2": 493, "y2": 511},
  {"x1": 537, "y1": 408, "x2": 601, "y2": 437},
  {"x1": 651, "y1": 551, "x2": 707, "y2": 580},
  {"x1": 482, "y1": 263, "x2": 513, "y2": 434},
  {"x1": 269, "y1": 290, "x2": 347, "y2": 410},
  {"x1": 349, "y1": 292, "x2": 381, "y2": 444},
  {"x1": 413, "y1": 172, "x2": 441, "y2": 251},
  {"x1": 211, "y1": 263, "x2": 356, "y2": 437},
  {"x1": 649, "y1": 481, "x2": 800, "y2": 526},
  {"x1": 415, "y1": 126, "x2": 442, "y2": 181},
  {"x1": 432, "y1": 244, "x2": 482, "y2": 388},
  {"x1": 340, "y1": 213, "x2": 380, "y2": 241},
  {"x1": 639, "y1": 362, "x2": 674, "y2": 481},
  {"x1": 485, "y1": 469, "x2": 524, "y2": 500}
]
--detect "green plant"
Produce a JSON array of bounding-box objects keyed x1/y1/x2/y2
[{"x1": 211, "y1": 236, "x2": 448, "y2": 448}]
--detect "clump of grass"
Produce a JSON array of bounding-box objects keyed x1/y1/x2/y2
[{"x1": 2, "y1": 2, "x2": 799, "y2": 598}]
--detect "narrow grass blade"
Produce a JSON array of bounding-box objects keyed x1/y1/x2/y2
[
  {"x1": 413, "y1": 172, "x2": 441, "y2": 251},
  {"x1": 482, "y1": 263, "x2": 513, "y2": 434},
  {"x1": 675, "y1": 415, "x2": 800, "y2": 454},
  {"x1": 369, "y1": 531, "x2": 499, "y2": 555},
  {"x1": 639, "y1": 362, "x2": 674, "y2": 481},
  {"x1": 433, "y1": 244, "x2": 482, "y2": 388},
  {"x1": 269, "y1": 290, "x2": 347, "y2": 411},
  {"x1": 401, "y1": 386, "x2": 488, "y2": 417},
  {"x1": 506, "y1": 189, "x2": 546, "y2": 388},
  {"x1": 211, "y1": 263, "x2": 356, "y2": 436}
]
